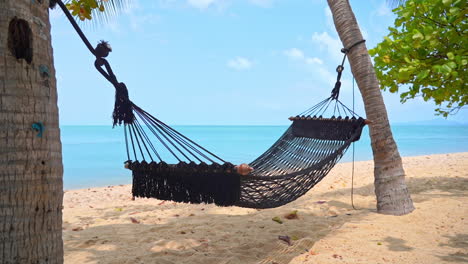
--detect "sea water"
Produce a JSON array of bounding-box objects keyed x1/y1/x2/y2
[{"x1": 61, "y1": 125, "x2": 468, "y2": 189}]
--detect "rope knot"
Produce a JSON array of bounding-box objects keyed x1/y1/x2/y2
[
  {"x1": 331, "y1": 81, "x2": 341, "y2": 100},
  {"x1": 95, "y1": 40, "x2": 112, "y2": 58},
  {"x1": 116, "y1": 82, "x2": 129, "y2": 100},
  {"x1": 112, "y1": 82, "x2": 134, "y2": 126}
]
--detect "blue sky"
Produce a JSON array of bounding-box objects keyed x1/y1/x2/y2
[{"x1": 50, "y1": 0, "x2": 468, "y2": 125}]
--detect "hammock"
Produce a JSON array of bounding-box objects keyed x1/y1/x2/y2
[
  {"x1": 126, "y1": 100, "x2": 365, "y2": 209},
  {"x1": 56, "y1": 0, "x2": 366, "y2": 209}
]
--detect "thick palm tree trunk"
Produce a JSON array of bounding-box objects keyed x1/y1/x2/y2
[
  {"x1": 327, "y1": 0, "x2": 414, "y2": 215},
  {"x1": 0, "y1": 0, "x2": 63, "y2": 262}
]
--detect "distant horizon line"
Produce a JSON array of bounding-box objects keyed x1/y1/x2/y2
[{"x1": 59, "y1": 122, "x2": 468, "y2": 127}]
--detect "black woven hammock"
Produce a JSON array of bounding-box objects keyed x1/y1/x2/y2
[{"x1": 56, "y1": 0, "x2": 366, "y2": 209}]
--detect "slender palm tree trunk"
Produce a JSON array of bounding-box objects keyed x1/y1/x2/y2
[
  {"x1": 0, "y1": 0, "x2": 63, "y2": 262},
  {"x1": 327, "y1": 0, "x2": 414, "y2": 215}
]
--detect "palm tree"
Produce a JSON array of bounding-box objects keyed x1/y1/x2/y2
[
  {"x1": 0, "y1": 0, "x2": 125, "y2": 262},
  {"x1": 327, "y1": 0, "x2": 414, "y2": 215},
  {"x1": 1, "y1": 1, "x2": 63, "y2": 262}
]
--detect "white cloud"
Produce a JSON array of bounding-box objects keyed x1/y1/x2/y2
[
  {"x1": 187, "y1": 0, "x2": 218, "y2": 9},
  {"x1": 284, "y1": 48, "x2": 305, "y2": 60},
  {"x1": 227, "y1": 57, "x2": 253, "y2": 70},
  {"x1": 284, "y1": 48, "x2": 323, "y2": 65},
  {"x1": 311, "y1": 31, "x2": 343, "y2": 62},
  {"x1": 322, "y1": 7, "x2": 369, "y2": 50},
  {"x1": 305, "y1": 57, "x2": 323, "y2": 65},
  {"x1": 312, "y1": 32, "x2": 340, "y2": 51}
]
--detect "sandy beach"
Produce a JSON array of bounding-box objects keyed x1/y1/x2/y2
[{"x1": 63, "y1": 152, "x2": 468, "y2": 264}]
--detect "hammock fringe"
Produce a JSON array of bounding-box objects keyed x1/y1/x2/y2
[{"x1": 131, "y1": 161, "x2": 241, "y2": 206}]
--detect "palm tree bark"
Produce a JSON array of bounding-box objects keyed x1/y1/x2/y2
[
  {"x1": 327, "y1": 0, "x2": 414, "y2": 215},
  {"x1": 0, "y1": 0, "x2": 63, "y2": 262}
]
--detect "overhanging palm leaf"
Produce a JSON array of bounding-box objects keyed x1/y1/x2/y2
[{"x1": 51, "y1": 0, "x2": 130, "y2": 26}]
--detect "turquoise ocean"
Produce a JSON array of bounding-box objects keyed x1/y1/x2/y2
[{"x1": 62, "y1": 125, "x2": 468, "y2": 190}]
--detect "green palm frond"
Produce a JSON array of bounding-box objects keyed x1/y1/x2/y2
[{"x1": 63, "y1": 0, "x2": 131, "y2": 27}]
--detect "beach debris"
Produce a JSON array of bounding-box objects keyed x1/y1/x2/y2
[
  {"x1": 377, "y1": 242, "x2": 382, "y2": 245},
  {"x1": 129, "y1": 212, "x2": 140, "y2": 215},
  {"x1": 284, "y1": 210, "x2": 299, "y2": 220},
  {"x1": 332, "y1": 254, "x2": 343, "y2": 259},
  {"x1": 189, "y1": 213, "x2": 195, "y2": 216},
  {"x1": 173, "y1": 214, "x2": 180, "y2": 217},
  {"x1": 158, "y1": 201, "x2": 166, "y2": 206},
  {"x1": 272, "y1": 216, "x2": 283, "y2": 224},
  {"x1": 180, "y1": 231, "x2": 186, "y2": 234},
  {"x1": 72, "y1": 227, "x2": 83, "y2": 231},
  {"x1": 114, "y1": 207, "x2": 123, "y2": 212},
  {"x1": 309, "y1": 250, "x2": 318, "y2": 255},
  {"x1": 316, "y1": 200, "x2": 327, "y2": 204},
  {"x1": 130, "y1": 217, "x2": 140, "y2": 224},
  {"x1": 291, "y1": 235, "x2": 300, "y2": 241},
  {"x1": 278, "y1": 235, "x2": 292, "y2": 246},
  {"x1": 89, "y1": 205, "x2": 93, "y2": 208}
]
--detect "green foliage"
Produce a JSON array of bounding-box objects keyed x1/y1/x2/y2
[
  {"x1": 66, "y1": 0, "x2": 105, "y2": 20},
  {"x1": 66, "y1": 0, "x2": 127, "y2": 23},
  {"x1": 370, "y1": 0, "x2": 467, "y2": 116}
]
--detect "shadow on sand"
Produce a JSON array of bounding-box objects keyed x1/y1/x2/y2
[{"x1": 63, "y1": 176, "x2": 466, "y2": 264}]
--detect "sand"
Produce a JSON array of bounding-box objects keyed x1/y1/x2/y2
[{"x1": 63, "y1": 152, "x2": 468, "y2": 264}]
